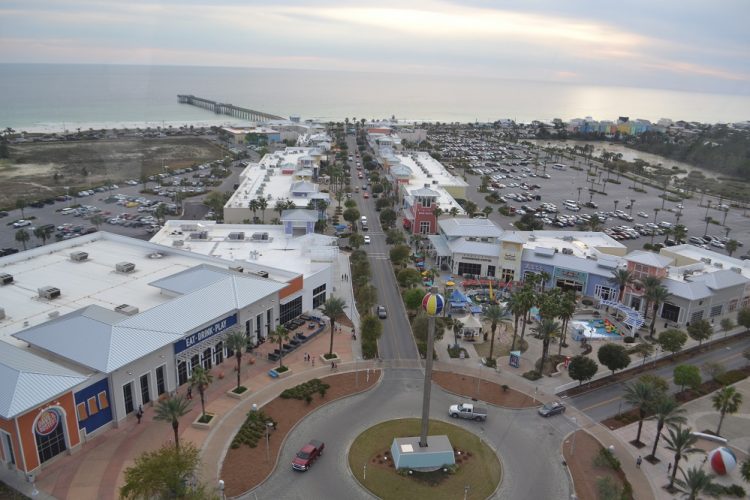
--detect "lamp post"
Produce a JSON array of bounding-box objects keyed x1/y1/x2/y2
[
  {"x1": 265, "y1": 422, "x2": 274, "y2": 462},
  {"x1": 219, "y1": 480, "x2": 225, "y2": 500},
  {"x1": 419, "y1": 289, "x2": 444, "y2": 448},
  {"x1": 629, "y1": 199, "x2": 636, "y2": 216}
]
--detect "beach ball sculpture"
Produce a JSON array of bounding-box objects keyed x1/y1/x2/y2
[
  {"x1": 709, "y1": 446, "x2": 737, "y2": 475},
  {"x1": 421, "y1": 292, "x2": 445, "y2": 316}
]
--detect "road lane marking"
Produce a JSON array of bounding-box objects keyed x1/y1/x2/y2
[{"x1": 580, "y1": 395, "x2": 623, "y2": 412}]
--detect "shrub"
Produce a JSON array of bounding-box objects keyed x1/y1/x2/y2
[
  {"x1": 721, "y1": 484, "x2": 746, "y2": 498},
  {"x1": 522, "y1": 370, "x2": 542, "y2": 381},
  {"x1": 624, "y1": 336, "x2": 635, "y2": 344},
  {"x1": 323, "y1": 352, "x2": 338, "y2": 360},
  {"x1": 596, "y1": 476, "x2": 622, "y2": 500},
  {"x1": 275, "y1": 365, "x2": 289, "y2": 373},
  {"x1": 715, "y1": 369, "x2": 748, "y2": 386},
  {"x1": 280, "y1": 379, "x2": 331, "y2": 400},
  {"x1": 230, "y1": 411, "x2": 276, "y2": 449},
  {"x1": 447, "y1": 345, "x2": 469, "y2": 358},
  {"x1": 232, "y1": 386, "x2": 248, "y2": 394},
  {"x1": 501, "y1": 384, "x2": 509, "y2": 392},
  {"x1": 593, "y1": 447, "x2": 621, "y2": 470},
  {"x1": 484, "y1": 358, "x2": 497, "y2": 368}
]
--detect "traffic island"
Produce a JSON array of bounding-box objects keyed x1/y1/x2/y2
[
  {"x1": 349, "y1": 418, "x2": 501, "y2": 499},
  {"x1": 227, "y1": 386, "x2": 250, "y2": 400}
]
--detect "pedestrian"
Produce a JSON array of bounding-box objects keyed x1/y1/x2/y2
[
  {"x1": 136, "y1": 405, "x2": 143, "y2": 424},
  {"x1": 667, "y1": 462, "x2": 672, "y2": 475},
  {"x1": 187, "y1": 386, "x2": 193, "y2": 400},
  {"x1": 636, "y1": 456, "x2": 642, "y2": 468}
]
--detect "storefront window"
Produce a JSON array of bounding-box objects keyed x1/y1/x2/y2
[
  {"x1": 595, "y1": 285, "x2": 616, "y2": 301},
  {"x1": 280, "y1": 297, "x2": 303, "y2": 325},
  {"x1": 457, "y1": 262, "x2": 481, "y2": 276},
  {"x1": 501, "y1": 268, "x2": 514, "y2": 282},
  {"x1": 35, "y1": 410, "x2": 66, "y2": 465}
]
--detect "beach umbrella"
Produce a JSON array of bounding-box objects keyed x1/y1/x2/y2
[{"x1": 446, "y1": 281, "x2": 455, "y2": 286}]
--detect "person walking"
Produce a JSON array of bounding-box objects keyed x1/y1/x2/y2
[
  {"x1": 636, "y1": 456, "x2": 642, "y2": 468},
  {"x1": 187, "y1": 386, "x2": 193, "y2": 400},
  {"x1": 667, "y1": 462, "x2": 672, "y2": 475},
  {"x1": 136, "y1": 405, "x2": 143, "y2": 424}
]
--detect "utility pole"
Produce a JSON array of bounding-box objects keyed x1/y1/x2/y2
[{"x1": 419, "y1": 289, "x2": 443, "y2": 448}]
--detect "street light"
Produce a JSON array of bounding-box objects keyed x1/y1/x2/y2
[
  {"x1": 218, "y1": 480, "x2": 225, "y2": 500},
  {"x1": 265, "y1": 422, "x2": 274, "y2": 462}
]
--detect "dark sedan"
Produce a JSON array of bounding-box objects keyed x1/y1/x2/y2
[{"x1": 538, "y1": 401, "x2": 566, "y2": 417}]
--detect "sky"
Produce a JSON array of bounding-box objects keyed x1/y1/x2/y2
[{"x1": 1, "y1": 0, "x2": 749, "y2": 95}]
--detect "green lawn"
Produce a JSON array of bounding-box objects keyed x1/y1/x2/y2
[
  {"x1": 349, "y1": 419, "x2": 501, "y2": 500},
  {"x1": 472, "y1": 337, "x2": 528, "y2": 359}
]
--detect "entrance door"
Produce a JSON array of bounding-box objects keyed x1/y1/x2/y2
[
  {"x1": 177, "y1": 361, "x2": 188, "y2": 386},
  {"x1": 1, "y1": 432, "x2": 15, "y2": 466},
  {"x1": 123, "y1": 382, "x2": 134, "y2": 414},
  {"x1": 202, "y1": 348, "x2": 212, "y2": 369},
  {"x1": 156, "y1": 365, "x2": 166, "y2": 395},
  {"x1": 35, "y1": 413, "x2": 66, "y2": 464},
  {"x1": 139, "y1": 374, "x2": 151, "y2": 405},
  {"x1": 630, "y1": 296, "x2": 642, "y2": 312},
  {"x1": 214, "y1": 341, "x2": 224, "y2": 365}
]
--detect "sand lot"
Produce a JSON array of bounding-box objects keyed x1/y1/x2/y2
[{"x1": 0, "y1": 137, "x2": 224, "y2": 207}]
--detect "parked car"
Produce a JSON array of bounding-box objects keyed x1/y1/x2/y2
[
  {"x1": 292, "y1": 440, "x2": 325, "y2": 471},
  {"x1": 377, "y1": 305, "x2": 387, "y2": 319},
  {"x1": 364, "y1": 235, "x2": 371, "y2": 244},
  {"x1": 538, "y1": 401, "x2": 566, "y2": 417},
  {"x1": 13, "y1": 220, "x2": 31, "y2": 228},
  {"x1": 448, "y1": 403, "x2": 487, "y2": 421}
]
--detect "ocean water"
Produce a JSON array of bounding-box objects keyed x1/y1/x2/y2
[{"x1": 1, "y1": 63, "x2": 749, "y2": 132}]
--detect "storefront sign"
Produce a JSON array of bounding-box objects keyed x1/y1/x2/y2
[
  {"x1": 503, "y1": 253, "x2": 516, "y2": 261},
  {"x1": 174, "y1": 314, "x2": 237, "y2": 354},
  {"x1": 554, "y1": 267, "x2": 587, "y2": 285},
  {"x1": 509, "y1": 351, "x2": 521, "y2": 368},
  {"x1": 461, "y1": 254, "x2": 492, "y2": 263},
  {"x1": 36, "y1": 410, "x2": 60, "y2": 436}
]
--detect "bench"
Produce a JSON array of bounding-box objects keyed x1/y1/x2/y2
[
  {"x1": 268, "y1": 369, "x2": 278, "y2": 378},
  {"x1": 268, "y1": 352, "x2": 280, "y2": 362}
]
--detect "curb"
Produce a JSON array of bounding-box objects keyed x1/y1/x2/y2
[{"x1": 230, "y1": 368, "x2": 384, "y2": 499}]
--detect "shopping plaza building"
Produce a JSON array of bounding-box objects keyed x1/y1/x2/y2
[
  {"x1": 0, "y1": 223, "x2": 336, "y2": 475},
  {"x1": 427, "y1": 218, "x2": 750, "y2": 324}
]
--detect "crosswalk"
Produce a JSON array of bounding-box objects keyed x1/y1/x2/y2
[{"x1": 368, "y1": 252, "x2": 389, "y2": 260}]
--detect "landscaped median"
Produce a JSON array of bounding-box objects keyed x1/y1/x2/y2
[
  {"x1": 431, "y1": 371, "x2": 538, "y2": 408},
  {"x1": 220, "y1": 370, "x2": 382, "y2": 497}
]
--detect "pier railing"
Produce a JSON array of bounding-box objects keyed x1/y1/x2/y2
[{"x1": 177, "y1": 94, "x2": 284, "y2": 122}]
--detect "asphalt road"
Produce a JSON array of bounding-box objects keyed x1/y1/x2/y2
[
  {"x1": 568, "y1": 335, "x2": 750, "y2": 422},
  {"x1": 246, "y1": 368, "x2": 574, "y2": 500},
  {"x1": 346, "y1": 137, "x2": 419, "y2": 361}
]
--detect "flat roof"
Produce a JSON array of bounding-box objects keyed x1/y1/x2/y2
[
  {"x1": 224, "y1": 147, "x2": 329, "y2": 210},
  {"x1": 0, "y1": 232, "x2": 244, "y2": 347},
  {"x1": 662, "y1": 244, "x2": 750, "y2": 283},
  {"x1": 514, "y1": 230, "x2": 625, "y2": 259},
  {"x1": 438, "y1": 218, "x2": 504, "y2": 239},
  {"x1": 150, "y1": 221, "x2": 337, "y2": 280}
]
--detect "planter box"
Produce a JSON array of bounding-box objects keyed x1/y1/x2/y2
[
  {"x1": 271, "y1": 368, "x2": 293, "y2": 379},
  {"x1": 320, "y1": 353, "x2": 340, "y2": 364},
  {"x1": 227, "y1": 387, "x2": 250, "y2": 400},
  {"x1": 191, "y1": 413, "x2": 216, "y2": 430}
]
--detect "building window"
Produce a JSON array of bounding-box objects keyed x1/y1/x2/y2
[
  {"x1": 457, "y1": 262, "x2": 482, "y2": 277},
  {"x1": 419, "y1": 221, "x2": 431, "y2": 234},
  {"x1": 421, "y1": 197, "x2": 432, "y2": 208},
  {"x1": 661, "y1": 303, "x2": 680, "y2": 322},
  {"x1": 77, "y1": 403, "x2": 88, "y2": 420},
  {"x1": 280, "y1": 296, "x2": 303, "y2": 324},
  {"x1": 690, "y1": 310, "x2": 704, "y2": 323},
  {"x1": 501, "y1": 268, "x2": 514, "y2": 282},
  {"x1": 214, "y1": 341, "x2": 224, "y2": 365},
  {"x1": 487, "y1": 266, "x2": 495, "y2": 278},
  {"x1": 140, "y1": 374, "x2": 151, "y2": 405},
  {"x1": 313, "y1": 284, "x2": 326, "y2": 309},
  {"x1": 177, "y1": 361, "x2": 188, "y2": 386},
  {"x1": 728, "y1": 299, "x2": 738, "y2": 312},
  {"x1": 87, "y1": 397, "x2": 99, "y2": 415},
  {"x1": 710, "y1": 305, "x2": 723, "y2": 317},
  {"x1": 156, "y1": 366, "x2": 166, "y2": 396},
  {"x1": 123, "y1": 382, "x2": 134, "y2": 414},
  {"x1": 97, "y1": 391, "x2": 109, "y2": 410},
  {"x1": 595, "y1": 285, "x2": 617, "y2": 301}
]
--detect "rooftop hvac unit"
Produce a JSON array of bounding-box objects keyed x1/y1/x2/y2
[
  {"x1": 0, "y1": 273, "x2": 13, "y2": 285},
  {"x1": 228, "y1": 232, "x2": 245, "y2": 240},
  {"x1": 48, "y1": 311, "x2": 60, "y2": 319},
  {"x1": 701, "y1": 257, "x2": 712, "y2": 265},
  {"x1": 731, "y1": 266, "x2": 742, "y2": 274},
  {"x1": 189, "y1": 231, "x2": 209, "y2": 240},
  {"x1": 70, "y1": 251, "x2": 89, "y2": 262},
  {"x1": 562, "y1": 248, "x2": 574, "y2": 255},
  {"x1": 114, "y1": 304, "x2": 139, "y2": 316},
  {"x1": 229, "y1": 265, "x2": 244, "y2": 273},
  {"x1": 38, "y1": 286, "x2": 61, "y2": 300},
  {"x1": 180, "y1": 224, "x2": 199, "y2": 232},
  {"x1": 0, "y1": 307, "x2": 4, "y2": 320},
  {"x1": 714, "y1": 262, "x2": 723, "y2": 268},
  {"x1": 255, "y1": 270, "x2": 269, "y2": 278},
  {"x1": 173, "y1": 240, "x2": 184, "y2": 247},
  {"x1": 116, "y1": 262, "x2": 136, "y2": 273}
]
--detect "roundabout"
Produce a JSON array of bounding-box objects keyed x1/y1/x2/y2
[
  {"x1": 349, "y1": 418, "x2": 502, "y2": 500},
  {"x1": 240, "y1": 367, "x2": 575, "y2": 499}
]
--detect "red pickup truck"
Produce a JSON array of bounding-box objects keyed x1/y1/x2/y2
[{"x1": 292, "y1": 439, "x2": 325, "y2": 471}]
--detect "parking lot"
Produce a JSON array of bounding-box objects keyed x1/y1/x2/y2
[
  {"x1": 447, "y1": 141, "x2": 750, "y2": 256},
  {"x1": 0, "y1": 161, "x2": 244, "y2": 253}
]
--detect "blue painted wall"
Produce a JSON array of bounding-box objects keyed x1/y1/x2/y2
[
  {"x1": 74, "y1": 378, "x2": 112, "y2": 434},
  {"x1": 586, "y1": 272, "x2": 619, "y2": 298}
]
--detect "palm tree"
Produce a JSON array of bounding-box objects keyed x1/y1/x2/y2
[
  {"x1": 557, "y1": 292, "x2": 576, "y2": 355},
  {"x1": 256, "y1": 196, "x2": 268, "y2": 223},
  {"x1": 321, "y1": 296, "x2": 347, "y2": 357},
  {"x1": 248, "y1": 199, "x2": 259, "y2": 221},
  {"x1": 588, "y1": 214, "x2": 604, "y2": 232},
  {"x1": 481, "y1": 304, "x2": 505, "y2": 365},
  {"x1": 610, "y1": 268, "x2": 635, "y2": 303},
  {"x1": 672, "y1": 224, "x2": 688, "y2": 245},
  {"x1": 268, "y1": 325, "x2": 290, "y2": 368},
  {"x1": 33, "y1": 226, "x2": 53, "y2": 246},
  {"x1": 189, "y1": 366, "x2": 213, "y2": 420},
  {"x1": 506, "y1": 292, "x2": 525, "y2": 351},
  {"x1": 664, "y1": 426, "x2": 703, "y2": 489},
  {"x1": 154, "y1": 394, "x2": 191, "y2": 449},
  {"x1": 225, "y1": 330, "x2": 247, "y2": 391},
  {"x1": 711, "y1": 386, "x2": 743, "y2": 436},
  {"x1": 646, "y1": 285, "x2": 671, "y2": 337},
  {"x1": 674, "y1": 467, "x2": 722, "y2": 499},
  {"x1": 623, "y1": 380, "x2": 658, "y2": 445},
  {"x1": 517, "y1": 285, "x2": 536, "y2": 342},
  {"x1": 14, "y1": 229, "x2": 30, "y2": 250},
  {"x1": 449, "y1": 207, "x2": 459, "y2": 217},
  {"x1": 639, "y1": 275, "x2": 663, "y2": 320},
  {"x1": 533, "y1": 318, "x2": 560, "y2": 375},
  {"x1": 726, "y1": 239, "x2": 739, "y2": 257},
  {"x1": 647, "y1": 396, "x2": 687, "y2": 459},
  {"x1": 15, "y1": 198, "x2": 26, "y2": 218}
]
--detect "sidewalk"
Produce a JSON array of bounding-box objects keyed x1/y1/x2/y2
[{"x1": 22, "y1": 325, "x2": 356, "y2": 500}]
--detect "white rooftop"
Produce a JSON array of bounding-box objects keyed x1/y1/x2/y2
[
  {"x1": 438, "y1": 218, "x2": 504, "y2": 239},
  {"x1": 0, "y1": 232, "x2": 249, "y2": 347},
  {"x1": 224, "y1": 147, "x2": 329, "y2": 211},
  {"x1": 662, "y1": 244, "x2": 750, "y2": 284},
  {"x1": 512, "y1": 230, "x2": 626, "y2": 259},
  {"x1": 396, "y1": 152, "x2": 467, "y2": 214},
  {"x1": 150, "y1": 221, "x2": 338, "y2": 280}
]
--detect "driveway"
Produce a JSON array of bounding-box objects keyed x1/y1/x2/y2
[{"x1": 245, "y1": 367, "x2": 573, "y2": 499}]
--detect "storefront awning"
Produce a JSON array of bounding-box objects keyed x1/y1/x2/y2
[{"x1": 427, "y1": 235, "x2": 451, "y2": 257}]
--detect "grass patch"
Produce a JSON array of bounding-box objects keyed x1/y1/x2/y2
[
  {"x1": 472, "y1": 338, "x2": 528, "y2": 360},
  {"x1": 274, "y1": 365, "x2": 289, "y2": 373},
  {"x1": 198, "y1": 413, "x2": 214, "y2": 424},
  {"x1": 349, "y1": 419, "x2": 501, "y2": 500},
  {"x1": 0, "y1": 482, "x2": 25, "y2": 500},
  {"x1": 232, "y1": 386, "x2": 248, "y2": 394}
]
